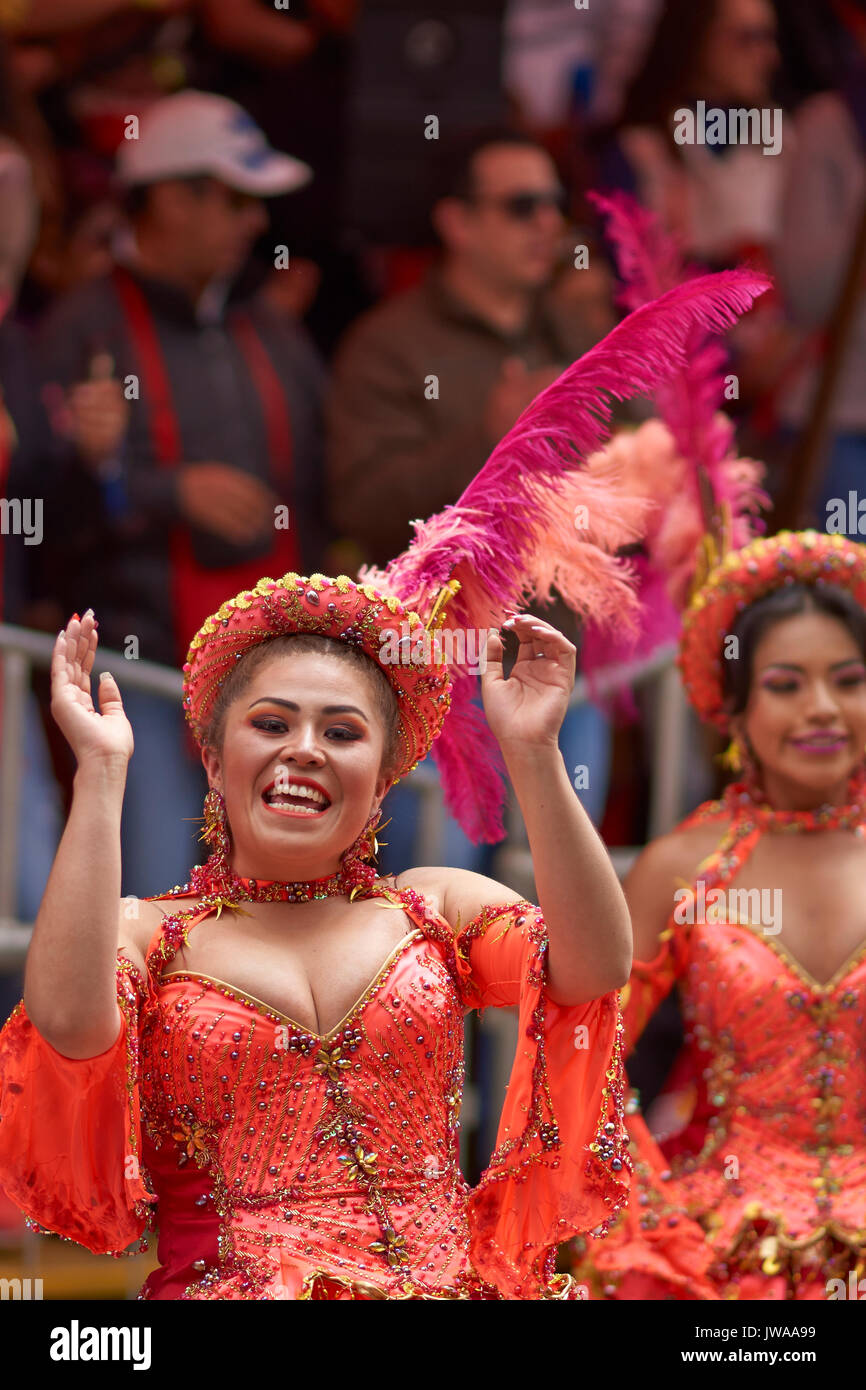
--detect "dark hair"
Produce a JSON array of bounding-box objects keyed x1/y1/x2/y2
[
  {"x1": 204, "y1": 634, "x2": 402, "y2": 781},
  {"x1": 432, "y1": 126, "x2": 550, "y2": 204},
  {"x1": 619, "y1": 0, "x2": 721, "y2": 130},
  {"x1": 722, "y1": 582, "x2": 866, "y2": 716}
]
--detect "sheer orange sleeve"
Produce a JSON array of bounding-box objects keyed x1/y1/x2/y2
[
  {"x1": 451, "y1": 900, "x2": 630, "y2": 1299},
  {"x1": 620, "y1": 920, "x2": 685, "y2": 1057},
  {"x1": 0, "y1": 954, "x2": 156, "y2": 1255},
  {"x1": 589, "y1": 917, "x2": 718, "y2": 1297}
]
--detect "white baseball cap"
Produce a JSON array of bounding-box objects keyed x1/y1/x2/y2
[{"x1": 116, "y1": 90, "x2": 311, "y2": 196}]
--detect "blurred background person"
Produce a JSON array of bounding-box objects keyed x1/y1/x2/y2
[
  {"x1": 37, "y1": 90, "x2": 329, "y2": 895},
  {"x1": 772, "y1": 0, "x2": 866, "y2": 539},
  {"x1": 327, "y1": 128, "x2": 617, "y2": 873},
  {"x1": 599, "y1": 0, "x2": 785, "y2": 265}
]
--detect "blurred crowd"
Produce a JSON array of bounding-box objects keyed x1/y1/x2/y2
[{"x1": 1, "y1": 0, "x2": 865, "y2": 909}]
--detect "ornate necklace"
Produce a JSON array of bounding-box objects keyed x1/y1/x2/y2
[
  {"x1": 722, "y1": 766, "x2": 866, "y2": 835},
  {"x1": 187, "y1": 856, "x2": 378, "y2": 905},
  {"x1": 229, "y1": 868, "x2": 362, "y2": 903}
]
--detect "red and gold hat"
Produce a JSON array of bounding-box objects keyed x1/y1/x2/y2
[
  {"x1": 182, "y1": 571, "x2": 454, "y2": 784},
  {"x1": 678, "y1": 530, "x2": 866, "y2": 730}
]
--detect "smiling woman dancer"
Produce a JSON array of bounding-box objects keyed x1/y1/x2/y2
[
  {"x1": 0, "y1": 271, "x2": 765, "y2": 1300},
  {"x1": 575, "y1": 530, "x2": 866, "y2": 1301}
]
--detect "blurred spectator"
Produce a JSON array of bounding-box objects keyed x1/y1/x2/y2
[
  {"x1": 37, "y1": 90, "x2": 329, "y2": 895},
  {"x1": 601, "y1": 0, "x2": 786, "y2": 264},
  {"x1": 775, "y1": 89, "x2": 866, "y2": 534},
  {"x1": 0, "y1": 40, "x2": 38, "y2": 298},
  {"x1": 328, "y1": 129, "x2": 611, "y2": 565},
  {"x1": 3, "y1": 2, "x2": 196, "y2": 316},
  {"x1": 0, "y1": 29, "x2": 61, "y2": 302},
  {"x1": 327, "y1": 128, "x2": 616, "y2": 870},
  {"x1": 503, "y1": 0, "x2": 660, "y2": 133}
]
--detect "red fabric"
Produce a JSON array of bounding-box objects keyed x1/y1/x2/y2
[
  {"x1": 574, "y1": 788, "x2": 866, "y2": 1300},
  {"x1": 0, "y1": 888, "x2": 628, "y2": 1300},
  {"x1": 0, "y1": 960, "x2": 153, "y2": 1255}
]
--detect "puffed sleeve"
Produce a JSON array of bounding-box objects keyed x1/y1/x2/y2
[
  {"x1": 452, "y1": 899, "x2": 631, "y2": 1299},
  {"x1": 0, "y1": 954, "x2": 156, "y2": 1255}
]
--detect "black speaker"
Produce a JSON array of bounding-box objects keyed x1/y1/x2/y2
[{"x1": 343, "y1": 0, "x2": 507, "y2": 246}]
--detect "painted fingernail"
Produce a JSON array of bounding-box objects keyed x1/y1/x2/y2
[
  {"x1": 83, "y1": 607, "x2": 94, "y2": 619},
  {"x1": 71, "y1": 612, "x2": 80, "y2": 621}
]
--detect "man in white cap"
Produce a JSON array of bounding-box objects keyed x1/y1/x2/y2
[
  {"x1": 115, "y1": 90, "x2": 312, "y2": 297},
  {"x1": 37, "y1": 91, "x2": 328, "y2": 896}
]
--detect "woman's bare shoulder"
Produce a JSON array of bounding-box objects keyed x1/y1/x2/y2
[
  {"x1": 625, "y1": 816, "x2": 733, "y2": 963},
  {"x1": 390, "y1": 866, "x2": 525, "y2": 930},
  {"x1": 627, "y1": 815, "x2": 732, "y2": 894}
]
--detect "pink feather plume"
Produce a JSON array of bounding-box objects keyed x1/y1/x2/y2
[
  {"x1": 362, "y1": 271, "x2": 769, "y2": 843},
  {"x1": 581, "y1": 192, "x2": 772, "y2": 680}
]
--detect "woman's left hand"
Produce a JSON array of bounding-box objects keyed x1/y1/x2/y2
[{"x1": 480, "y1": 613, "x2": 576, "y2": 751}]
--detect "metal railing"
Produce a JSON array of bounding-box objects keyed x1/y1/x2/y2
[
  {"x1": 0, "y1": 625, "x2": 692, "y2": 967},
  {"x1": 0, "y1": 625, "x2": 184, "y2": 964}
]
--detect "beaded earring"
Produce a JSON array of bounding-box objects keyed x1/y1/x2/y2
[
  {"x1": 200, "y1": 786, "x2": 232, "y2": 876},
  {"x1": 339, "y1": 810, "x2": 391, "y2": 896}
]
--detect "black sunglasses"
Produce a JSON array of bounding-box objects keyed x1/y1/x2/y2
[{"x1": 466, "y1": 189, "x2": 567, "y2": 222}]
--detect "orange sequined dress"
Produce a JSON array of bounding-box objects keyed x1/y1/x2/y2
[
  {"x1": 0, "y1": 878, "x2": 629, "y2": 1300},
  {"x1": 573, "y1": 782, "x2": 866, "y2": 1301}
]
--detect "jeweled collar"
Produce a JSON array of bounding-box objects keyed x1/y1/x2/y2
[
  {"x1": 722, "y1": 766, "x2": 866, "y2": 833},
  {"x1": 187, "y1": 855, "x2": 378, "y2": 904}
]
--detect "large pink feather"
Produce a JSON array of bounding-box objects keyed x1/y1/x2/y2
[
  {"x1": 362, "y1": 271, "x2": 769, "y2": 842},
  {"x1": 581, "y1": 192, "x2": 771, "y2": 679},
  {"x1": 592, "y1": 190, "x2": 769, "y2": 544}
]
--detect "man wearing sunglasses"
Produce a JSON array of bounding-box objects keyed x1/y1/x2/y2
[
  {"x1": 327, "y1": 128, "x2": 615, "y2": 874},
  {"x1": 327, "y1": 129, "x2": 607, "y2": 569}
]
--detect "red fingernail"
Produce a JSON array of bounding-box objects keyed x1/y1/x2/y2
[{"x1": 71, "y1": 612, "x2": 80, "y2": 621}]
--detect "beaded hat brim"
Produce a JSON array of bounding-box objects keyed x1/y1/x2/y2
[
  {"x1": 678, "y1": 530, "x2": 866, "y2": 730},
  {"x1": 182, "y1": 572, "x2": 452, "y2": 783}
]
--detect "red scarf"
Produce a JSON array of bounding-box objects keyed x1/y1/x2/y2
[{"x1": 112, "y1": 267, "x2": 301, "y2": 668}]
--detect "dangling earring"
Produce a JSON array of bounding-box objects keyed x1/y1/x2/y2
[
  {"x1": 339, "y1": 809, "x2": 390, "y2": 897},
  {"x1": 201, "y1": 786, "x2": 232, "y2": 875},
  {"x1": 720, "y1": 734, "x2": 764, "y2": 799},
  {"x1": 720, "y1": 738, "x2": 744, "y2": 774}
]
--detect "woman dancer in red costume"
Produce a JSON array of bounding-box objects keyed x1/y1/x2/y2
[
  {"x1": 0, "y1": 274, "x2": 767, "y2": 1301},
  {"x1": 576, "y1": 530, "x2": 866, "y2": 1301}
]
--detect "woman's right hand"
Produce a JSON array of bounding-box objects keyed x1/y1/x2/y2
[{"x1": 50, "y1": 610, "x2": 133, "y2": 765}]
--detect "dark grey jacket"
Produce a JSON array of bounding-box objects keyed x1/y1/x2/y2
[{"x1": 38, "y1": 266, "x2": 328, "y2": 667}]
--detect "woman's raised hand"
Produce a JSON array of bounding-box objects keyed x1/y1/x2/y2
[
  {"x1": 50, "y1": 610, "x2": 133, "y2": 765},
  {"x1": 481, "y1": 613, "x2": 576, "y2": 752}
]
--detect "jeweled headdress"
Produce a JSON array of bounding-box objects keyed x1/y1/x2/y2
[{"x1": 679, "y1": 529, "x2": 866, "y2": 729}]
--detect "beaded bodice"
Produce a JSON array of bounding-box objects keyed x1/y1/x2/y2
[
  {"x1": 136, "y1": 885, "x2": 485, "y2": 1299},
  {"x1": 679, "y1": 919, "x2": 866, "y2": 1152},
  {"x1": 622, "y1": 777, "x2": 866, "y2": 1260}
]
